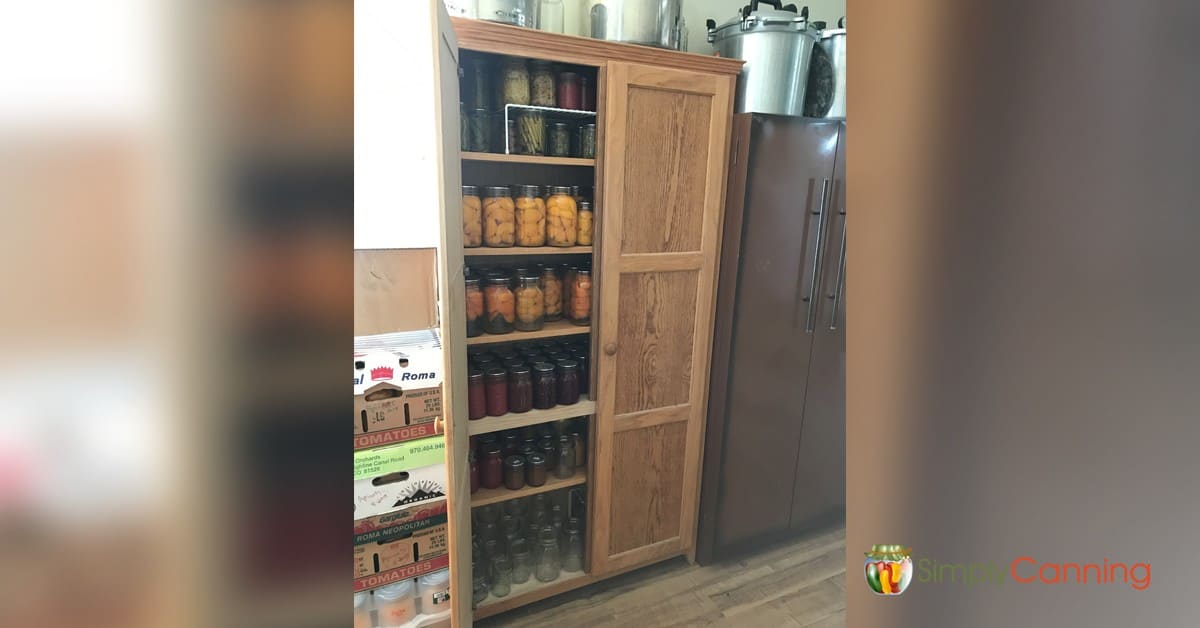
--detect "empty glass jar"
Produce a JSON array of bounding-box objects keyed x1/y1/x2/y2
[
  {"x1": 510, "y1": 538, "x2": 533, "y2": 584},
  {"x1": 535, "y1": 526, "x2": 562, "y2": 582},
  {"x1": 490, "y1": 555, "x2": 513, "y2": 597}
]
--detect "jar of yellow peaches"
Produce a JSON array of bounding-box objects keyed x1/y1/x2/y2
[
  {"x1": 483, "y1": 273, "x2": 515, "y2": 334},
  {"x1": 576, "y1": 200, "x2": 594, "y2": 246},
  {"x1": 514, "y1": 274, "x2": 545, "y2": 331},
  {"x1": 514, "y1": 185, "x2": 546, "y2": 247},
  {"x1": 465, "y1": 276, "x2": 485, "y2": 337},
  {"x1": 546, "y1": 186, "x2": 578, "y2": 247},
  {"x1": 483, "y1": 186, "x2": 516, "y2": 247},
  {"x1": 539, "y1": 266, "x2": 563, "y2": 321},
  {"x1": 462, "y1": 185, "x2": 482, "y2": 247},
  {"x1": 569, "y1": 268, "x2": 591, "y2": 326}
]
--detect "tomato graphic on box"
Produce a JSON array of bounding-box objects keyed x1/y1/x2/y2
[{"x1": 865, "y1": 545, "x2": 912, "y2": 595}]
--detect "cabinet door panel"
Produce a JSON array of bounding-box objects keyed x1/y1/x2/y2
[
  {"x1": 791, "y1": 124, "x2": 847, "y2": 527},
  {"x1": 593, "y1": 62, "x2": 734, "y2": 574}
]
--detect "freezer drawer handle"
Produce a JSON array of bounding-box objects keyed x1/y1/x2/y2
[
  {"x1": 804, "y1": 178, "x2": 831, "y2": 333},
  {"x1": 829, "y1": 204, "x2": 847, "y2": 330}
]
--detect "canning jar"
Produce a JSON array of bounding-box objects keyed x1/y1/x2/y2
[
  {"x1": 509, "y1": 538, "x2": 533, "y2": 584},
  {"x1": 501, "y1": 56, "x2": 530, "y2": 106},
  {"x1": 467, "y1": 368, "x2": 486, "y2": 419},
  {"x1": 571, "y1": 430, "x2": 586, "y2": 468},
  {"x1": 465, "y1": 277, "x2": 485, "y2": 338},
  {"x1": 548, "y1": 122, "x2": 571, "y2": 157},
  {"x1": 556, "y1": 435, "x2": 576, "y2": 479},
  {"x1": 580, "y1": 75, "x2": 595, "y2": 111},
  {"x1": 501, "y1": 433, "x2": 520, "y2": 458},
  {"x1": 469, "y1": 451, "x2": 479, "y2": 494},
  {"x1": 576, "y1": 200, "x2": 594, "y2": 245},
  {"x1": 514, "y1": 185, "x2": 545, "y2": 246},
  {"x1": 570, "y1": 348, "x2": 588, "y2": 395},
  {"x1": 463, "y1": 56, "x2": 489, "y2": 110},
  {"x1": 484, "y1": 274, "x2": 515, "y2": 334},
  {"x1": 525, "y1": 452, "x2": 547, "y2": 487},
  {"x1": 483, "y1": 186, "x2": 515, "y2": 247},
  {"x1": 514, "y1": 274, "x2": 545, "y2": 331},
  {"x1": 532, "y1": 362, "x2": 557, "y2": 409},
  {"x1": 562, "y1": 521, "x2": 584, "y2": 572},
  {"x1": 556, "y1": 71, "x2": 580, "y2": 109},
  {"x1": 578, "y1": 123, "x2": 596, "y2": 158},
  {"x1": 537, "y1": 436, "x2": 559, "y2": 473},
  {"x1": 556, "y1": 360, "x2": 580, "y2": 405},
  {"x1": 505, "y1": 118, "x2": 516, "y2": 154},
  {"x1": 484, "y1": 367, "x2": 508, "y2": 416},
  {"x1": 538, "y1": 267, "x2": 562, "y2": 322},
  {"x1": 468, "y1": 108, "x2": 491, "y2": 152},
  {"x1": 516, "y1": 110, "x2": 545, "y2": 156},
  {"x1": 459, "y1": 103, "x2": 469, "y2": 151},
  {"x1": 481, "y1": 444, "x2": 503, "y2": 490},
  {"x1": 535, "y1": 526, "x2": 562, "y2": 582},
  {"x1": 462, "y1": 185, "x2": 483, "y2": 247},
  {"x1": 530, "y1": 60, "x2": 556, "y2": 107},
  {"x1": 569, "y1": 268, "x2": 591, "y2": 325},
  {"x1": 490, "y1": 555, "x2": 513, "y2": 598},
  {"x1": 507, "y1": 364, "x2": 533, "y2": 413},
  {"x1": 374, "y1": 580, "x2": 417, "y2": 626},
  {"x1": 546, "y1": 187, "x2": 578, "y2": 247},
  {"x1": 503, "y1": 455, "x2": 525, "y2": 490},
  {"x1": 471, "y1": 571, "x2": 489, "y2": 607}
]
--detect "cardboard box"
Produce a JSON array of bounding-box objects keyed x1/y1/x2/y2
[
  {"x1": 354, "y1": 436, "x2": 447, "y2": 521},
  {"x1": 353, "y1": 500, "x2": 449, "y2": 592},
  {"x1": 354, "y1": 330, "x2": 444, "y2": 450}
]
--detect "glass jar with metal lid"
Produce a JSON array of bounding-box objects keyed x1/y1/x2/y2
[
  {"x1": 530, "y1": 60, "x2": 556, "y2": 107},
  {"x1": 462, "y1": 185, "x2": 482, "y2": 247},
  {"x1": 466, "y1": 276, "x2": 485, "y2": 337},
  {"x1": 548, "y1": 122, "x2": 571, "y2": 157},
  {"x1": 516, "y1": 110, "x2": 545, "y2": 155},
  {"x1": 576, "y1": 200, "x2": 594, "y2": 245},
  {"x1": 568, "y1": 268, "x2": 591, "y2": 326},
  {"x1": 539, "y1": 266, "x2": 563, "y2": 321},
  {"x1": 514, "y1": 184, "x2": 545, "y2": 246},
  {"x1": 483, "y1": 273, "x2": 515, "y2": 334},
  {"x1": 578, "y1": 123, "x2": 596, "y2": 158},
  {"x1": 500, "y1": 56, "x2": 530, "y2": 106},
  {"x1": 483, "y1": 186, "x2": 515, "y2": 247},
  {"x1": 545, "y1": 186, "x2": 578, "y2": 247},
  {"x1": 514, "y1": 274, "x2": 545, "y2": 331}
]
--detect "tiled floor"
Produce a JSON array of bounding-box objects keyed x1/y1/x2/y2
[{"x1": 478, "y1": 523, "x2": 846, "y2": 627}]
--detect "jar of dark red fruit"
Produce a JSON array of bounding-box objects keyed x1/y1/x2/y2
[
  {"x1": 556, "y1": 360, "x2": 580, "y2": 405},
  {"x1": 485, "y1": 368, "x2": 508, "y2": 416},
  {"x1": 532, "y1": 362, "x2": 557, "y2": 409},
  {"x1": 467, "y1": 368, "x2": 486, "y2": 420}
]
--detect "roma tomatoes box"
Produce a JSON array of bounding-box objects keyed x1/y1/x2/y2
[
  {"x1": 354, "y1": 330, "x2": 444, "y2": 450},
  {"x1": 354, "y1": 436, "x2": 447, "y2": 521},
  {"x1": 353, "y1": 500, "x2": 449, "y2": 592}
]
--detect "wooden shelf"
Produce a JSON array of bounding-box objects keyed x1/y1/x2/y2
[
  {"x1": 468, "y1": 396, "x2": 594, "y2": 437},
  {"x1": 465, "y1": 245, "x2": 593, "y2": 257},
  {"x1": 474, "y1": 571, "x2": 589, "y2": 620},
  {"x1": 471, "y1": 469, "x2": 587, "y2": 508},
  {"x1": 466, "y1": 319, "x2": 589, "y2": 346},
  {"x1": 462, "y1": 151, "x2": 595, "y2": 167}
]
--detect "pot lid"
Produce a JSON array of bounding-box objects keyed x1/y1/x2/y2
[
  {"x1": 821, "y1": 16, "x2": 846, "y2": 38},
  {"x1": 708, "y1": 1, "x2": 814, "y2": 40}
]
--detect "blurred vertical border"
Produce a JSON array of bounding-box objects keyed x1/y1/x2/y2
[{"x1": 0, "y1": 0, "x2": 352, "y2": 626}]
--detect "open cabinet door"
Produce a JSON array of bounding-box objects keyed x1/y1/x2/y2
[
  {"x1": 592, "y1": 62, "x2": 734, "y2": 575},
  {"x1": 355, "y1": 0, "x2": 468, "y2": 624}
]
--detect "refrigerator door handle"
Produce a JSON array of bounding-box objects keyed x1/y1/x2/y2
[
  {"x1": 829, "y1": 207, "x2": 847, "y2": 330},
  {"x1": 804, "y1": 178, "x2": 831, "y2": 333}
]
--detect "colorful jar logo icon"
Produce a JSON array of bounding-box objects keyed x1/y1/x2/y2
[{"x1": 865, "y1": 545, "x2": 913, "y2": 595}]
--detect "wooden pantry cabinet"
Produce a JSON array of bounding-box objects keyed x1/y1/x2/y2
[{"x1": 435, "y1": 12, "x2": 740, "y2": 624}]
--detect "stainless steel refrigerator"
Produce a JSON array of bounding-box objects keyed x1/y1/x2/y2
[{"x1": 696, "y1": 115, "x2": 847, "y2": 563}]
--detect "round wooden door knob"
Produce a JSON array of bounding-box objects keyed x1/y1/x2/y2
[{"x1": 604, "y1": 343, "x2": 617, "y2": 356}]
